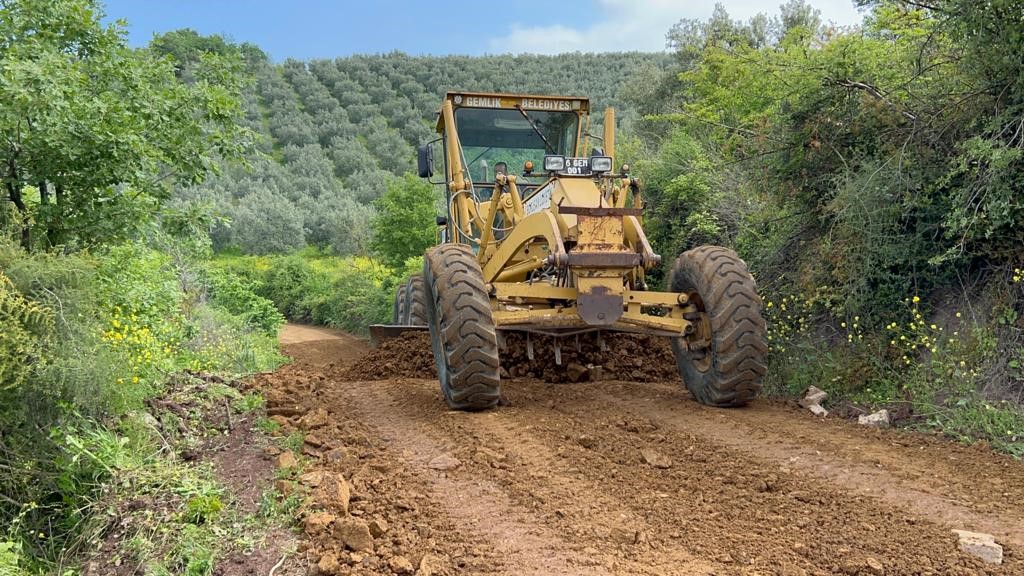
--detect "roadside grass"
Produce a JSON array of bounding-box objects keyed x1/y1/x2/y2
[
  {"x1": 211, "y1": 249, "x2": 421, "y2": 335},
  {"x1": 763, "y1": 289, "x2": 1024, "y2": 458},
  {"x1": 0, "y1": 239, "x2": 288, "y2": 574},
  {"x1": 64, "y1": 375, "x2": 300, "y2": 576}
]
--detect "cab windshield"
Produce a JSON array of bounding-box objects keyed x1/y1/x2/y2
[{"x1": 455, "y1": 107, "x2": 580, "y2": 183}]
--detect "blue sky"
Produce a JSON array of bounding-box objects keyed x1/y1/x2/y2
[{"x1": 102, "y1": 0, "x2": 865, "y2": 60}]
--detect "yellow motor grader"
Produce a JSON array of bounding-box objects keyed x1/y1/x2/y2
[{"x1": 377, "y1": 91, "x2": 767, "y2": 411}]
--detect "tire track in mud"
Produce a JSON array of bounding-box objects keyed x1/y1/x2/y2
[
  {"x1": 339, "y1": 378, "x2": 718, "y2": 575},
  {"x1": 337, "y1": 378, "x2": 617, "y2": 575},
  {"x1": 497, "y1": 380, "x2": 1021, "y2": 575},
  {"x1": 271, "y1": 325, "x2": 1024, "y2": 575},
  {"x1": 329, "y1": 374, "x2": 1022, "y2": 575},
  {"x1": 592, "y1": 380, "x2": 1024, "y2": 547}
]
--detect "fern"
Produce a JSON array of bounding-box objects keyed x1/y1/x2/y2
[{"x1": 0, "y1": 272, "x2": 54, "y2": 390}]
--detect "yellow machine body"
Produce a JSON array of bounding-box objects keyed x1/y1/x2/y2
[{"x1": 427, "y1": 91, "x2": 703, "y2": 340}]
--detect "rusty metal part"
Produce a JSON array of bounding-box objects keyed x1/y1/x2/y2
[
  {"x1": 576, "y1": 284, "x2": 623, "y2": 326},
  {"x1": 558, "y1": 206, "x2": 643, "y2": 217},
  {"x1": 566, "y1": 252, "x2": 641, "y2": 268},
  {"x1": 369, "y1": 324, "x2": 428, "y2": 346}
]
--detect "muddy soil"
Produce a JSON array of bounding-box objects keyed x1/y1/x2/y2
[{"x1": 255, "y1": 323, "x2": 1024, "y2": 575}]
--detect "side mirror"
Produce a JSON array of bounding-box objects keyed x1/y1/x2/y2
[
  {"x1": 417, "y1": 143, "x2": 434, "y2": 178},
  {"x1": 435, "y1": 215, "x2": 448, "y2": 226}
]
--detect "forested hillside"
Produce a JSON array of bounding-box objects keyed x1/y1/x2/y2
[{"x1": 170, "y1": 43, "x2": 668, "y2": 255}]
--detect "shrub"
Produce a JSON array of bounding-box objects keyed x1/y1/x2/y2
[
  {"x1": 0, "y1": 238, "x2": 284, "y2": 571},
  {"x1": 212, "y1": 253, "x2": 398, "y2": 335},
  {"x1": 202, "y1": 267, "x2": 284, "y2": 335}
]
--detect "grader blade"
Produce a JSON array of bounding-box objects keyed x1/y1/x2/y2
[{"x1": 368, "y1": 324, "x2": 427, "y2": 347}]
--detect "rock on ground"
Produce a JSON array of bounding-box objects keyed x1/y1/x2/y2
[
  {"x1": 387, "y1": 555, "x2": 415, "y2": 574},
  {"x1": 314, "y1": 474, "x2": 351, "y2": 514},
  {"x1": 367, "y1": 517, "x2": 389, "y2": 537},
  {"x1": 417, "y1": 554, "x2": 449, "y2": 576},
  {"x1": 427, "y1": 454, "x2": 461, "y2": 470},
  {"x1": 316, "y1": 552, "x2": 342, "y2": 575},
  {"x1": 799, "y1": 386, "x2": 827, "y2": 408},
  {"x1": 303, "y1": 511, "x2": 337, "y2": 536},
  {"x1": 299, "y1": 407, "x2": 330, "y2": 430},
  {"x1": 952, "y1": 529, "x2": 1003, "y2": 565},
  {"x1": 808, "y1": 404, "x2": 829, "y2": 417},
  {"x1": 333, "y1": 517, "x2": 374, "y2": 552},
  {"x1": 858, "y1": 409, "x2": 890, "y2": 427},
  {"x1": 640, "y1": 448, "x2": 672, "y2": 469},
  {"x1": 275, "y1": 450, "x2": 298, "y2": 470}
]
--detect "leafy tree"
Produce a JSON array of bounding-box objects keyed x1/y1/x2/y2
[
  {"x1": 0, "y1": 0, "x2": 251, "y2": 251},
  {"x1": 220, "y1": 189, "x2": 306, "y2": 255},
  {"x1": 370, "y1": 174, "x2": 437, "y2": 268},
  {"x1": 150, "y1": 27, "x2": 235, "y2": 76}
]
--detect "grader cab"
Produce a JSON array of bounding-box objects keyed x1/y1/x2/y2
[{"x1": 377, "y1": 91, "x2": 767, "y2": 410}]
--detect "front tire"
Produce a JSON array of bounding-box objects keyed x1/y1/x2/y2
[
  {"x1": 423, "y1": 244, "x2": 501, "y2": 410},
  {"x1": 668, "y1": 246, "x2": 767, "y2": 407}
]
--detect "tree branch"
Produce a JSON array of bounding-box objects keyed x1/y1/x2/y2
[{"x1": 827, "y1": 77, "x2": 918, "y2": 121}]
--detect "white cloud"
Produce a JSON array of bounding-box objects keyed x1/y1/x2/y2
[{"x1": 488, "y1": 0, "x2": 865, "y2": 54}]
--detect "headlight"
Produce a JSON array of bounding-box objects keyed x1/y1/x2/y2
[
  {"x1": 543, "y1": 155, "x2": 565, "y2": 172},
  {"x1": 591, "y1": 156, "x2": 612, "y2": 173}
]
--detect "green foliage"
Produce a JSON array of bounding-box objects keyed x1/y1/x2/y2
[
  {"x1": 202, "y1": 267, "x2": 284, "y2": 335},
  {"x1": 0, "y1": 541, "x2": 21, "y2": 576},
  {"x1": 214, "y1": 253, "x2": 396, "y2": 335},
  {"x1": 0, "y1": 238, "x2": 284, "y2": 571},
  {"x1": 184, "y1": 494, "x2": 225, "y2": 525},
  {"x1": 632, "y1": 1, "x2": 1024, "y2": 453},
  {"x1": 0, "y1": 0, "x2": 253, "y2": 251},
  {"x1": 371, "y1": 174, "x2": 438, "y2": 269},
  {"x1": 176, "y1": 41, "x2": 667, "y2": 257},
  {"x1": 637, "y1": 130, "x2": 725, "y2": 269},
  {"x1": 0, "y1": 272, "x2": 53, "y2": 391}
]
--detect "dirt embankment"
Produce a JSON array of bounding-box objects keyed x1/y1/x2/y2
[{"x1": 254, "y1": 324, "x2": 1024, "y2": 575}]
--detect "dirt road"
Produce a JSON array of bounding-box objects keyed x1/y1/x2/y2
[{"x1": 256, "y1": 324, "x2": 1024, "y2": 575}]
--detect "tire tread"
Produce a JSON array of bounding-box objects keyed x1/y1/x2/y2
[
  {"x1": 424, "y1": 244, "x2": 501, "y2": 410},
  {"x1": 668, "y1": 245, "x2": 767, "y2": 407}
]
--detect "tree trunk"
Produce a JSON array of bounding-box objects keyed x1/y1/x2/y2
[
  {"x1": 6, "y1": 181, "x2": 30, "y2": 250},
  {"x1": 39, "y1": 181, "x2": 54, "y2": 248},
  {"x1": 51, "y1": 183, "x2": 65, "y2": 247},
  {"x1": 6, "y1": 158, "x2": 29, "y2": 250}
]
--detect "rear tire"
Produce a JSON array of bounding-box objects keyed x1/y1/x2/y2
[
  {"x1": 392, "y1": 284, "x2": 408, "y2": 324},
  {"x1": 668, "y1": 246, "x2": 767, "y2": 407},
  {"x1": 423, "y1": 244, "x2": 501, "y2": 411},
  {"x1": 405, "y1": 275, "x2": 428, "y2": 326}
]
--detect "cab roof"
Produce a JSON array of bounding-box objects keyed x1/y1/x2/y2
[{"x1": 436, "y1": 91, "x2": 590, "y2": 131}]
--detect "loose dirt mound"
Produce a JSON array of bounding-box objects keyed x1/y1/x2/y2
[
  {"x1": 501, "y1": 332, "x2": 679, "y2": 382},
  {"x1": 253, "y1": 364, "x2": 476, "y2": 575},
  {"x1": 337, "y1": 332, "x2": 438, "y2": 380},
  {"x1": 339, "y1": 331, "x2": 680, "y2": 383}
]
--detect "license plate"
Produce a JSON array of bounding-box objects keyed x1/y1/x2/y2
[{"x1": 563, "y1": 157, "x2": 591, "y2": 175}]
